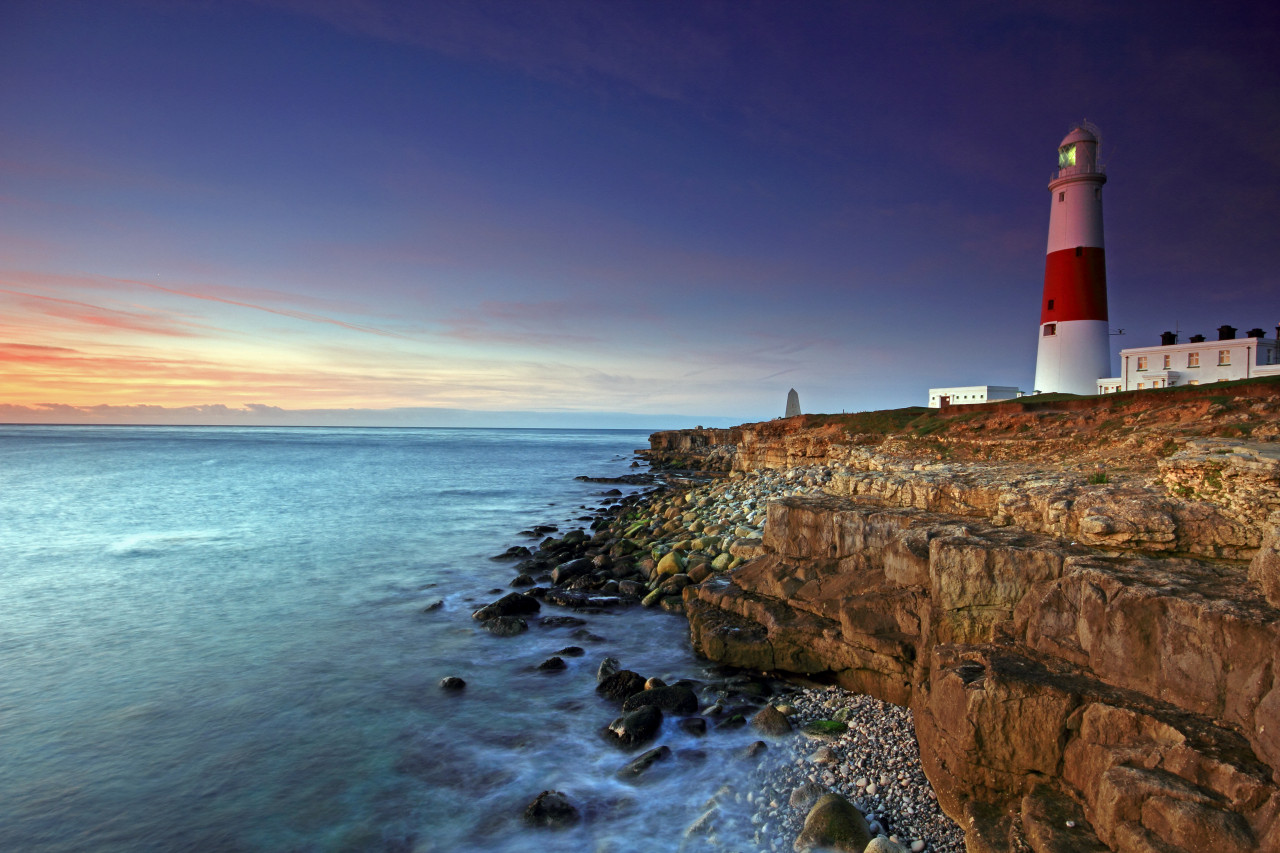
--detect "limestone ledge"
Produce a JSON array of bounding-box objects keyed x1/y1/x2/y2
[
  {"x1": 684, "y1": 494, "x2": 1280, "y2": 852},
  {"x1": 649, "y1": 428, "x2": 1272, "y2": 559}
]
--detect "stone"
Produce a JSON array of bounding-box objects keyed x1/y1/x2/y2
[
  {"x1": 687, "y1": 562, "x2": 714, "y2": 584},
  {"x1": 617, "y1": 745, "x2": 671, "y2": 780},
  {"x1": 523, "y1": 790, "x2": 580, "y2": 828},
  {"x1": 509, "y1": 573, "x2": 535, "y2": 587},
  {"x1": 480, "y1": 615, "x2": 527, "y2": 636},
  {"x1": 789, "y1": 780, "x2": 827, "y2": 810},
  {"x1": 597, "y1": 669, "x2": 647, "y2": 703},
  {"x1": 556, "y1": 646, "x2": 585, "y2": 657},
  {"x1": 597, "y1": 656, "x2": 621, "y2": 682},
  {"x1": 810, "y1": 746, "x2": 836, "y2": 764},
  {"x1": 438, "y1": 676, "x2": 465, "y2": 690},
  {"x1": 622, "y1": 684, "x2": 698, "y2": 714},
  {"x1": 751, "y1": 704, "x2": 793, "y2": 736},
  {"x1": 678, "y1": 717, "x2": 708, "y2": 736},
  {"x1": 743, "y1": 739, "x2": 768, "y2": 758},
  {"x1": 472, "y1": 592, "x2": 539, "y2": 621},
  {"x1": 536, "y1": 656, "x2": 566, "y2": 671},
  {"x1": 655, "y1": 550, "x2": 686, "y2": 576},
  {"x1": 794, "y1": 793, "x2": 871, "y2": 852},
  {"x1": 606, "y1": 704, "x2": 663, "y2": 748},
  {"x1": 865, "y1": 837, "x2": 909, "y2": 853},
  {"x1": 800, "y1": 720, "x2": 847, "y2": 740},
  {"x1": 551, "y1": 557, "x2": 594, "y2": 586}
]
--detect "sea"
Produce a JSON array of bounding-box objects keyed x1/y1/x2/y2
[{"x1": 0, "y1": 426, "x2": 769, "y2": 853}]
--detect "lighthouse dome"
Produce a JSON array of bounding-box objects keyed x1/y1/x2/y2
[{"x1": 1059, "y1": 126, "x2": 1097, "y2": 148}]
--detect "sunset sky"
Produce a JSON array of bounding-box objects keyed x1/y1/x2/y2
[{"x1": 2, "y1": 1, "x2": 1277, "y2": 426}]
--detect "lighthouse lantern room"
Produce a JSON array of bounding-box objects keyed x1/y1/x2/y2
[{"x1": 1033, "y1": 125, "x2": 1112, "y2": 395}]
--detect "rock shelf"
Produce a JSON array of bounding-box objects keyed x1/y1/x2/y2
[{"x1": 645, "y1": 384, "x2": 1280, "y2": 851}]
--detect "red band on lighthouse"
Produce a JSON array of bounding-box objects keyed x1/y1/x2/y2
[{"x1": 1041, "y1": 247, "x2": 1108, "y2": 324}]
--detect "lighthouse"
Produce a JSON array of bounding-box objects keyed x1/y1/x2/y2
[{"x1": 1033, "y1": 125, "x2": 1111, "y2": 395}]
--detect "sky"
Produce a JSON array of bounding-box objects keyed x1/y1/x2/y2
[{"x1": 1, "y1": 0, "x2": 1277, "y2": 428}]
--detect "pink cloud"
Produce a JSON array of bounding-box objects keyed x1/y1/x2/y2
[{"x1": 0, "y1": 288, "x2": 206, "y2": 337}]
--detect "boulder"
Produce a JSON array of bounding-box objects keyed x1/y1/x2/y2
[
  {"x1": 480, "y1": 616, "x2": 527, "y2": 636},
  {"x1": 793, "y1": 793, "x2": 871, "y2": 852},
  {"x1": 472, "y1": 592, "x2": 539, "y2": 621},
  {"x1": 597, "y1": 669, "x2": 647, "y2": 703},
  {"x1": 678, "y1": 717, "x2": 708, "y2": 736},
  {"x1": 621, "y1": 684, "x2": 698, "y2": 715},
  {"x1": 617, "y1": 745, "x2": 672, "y2": 780},
  {"x1": 438, "y1": 676, "x2": 466, "y2": 690},
  {"x1": 605, "y1": 704, "x2": 663, "y2": 748},
  {"x1": 523, "y1": 790, "x2": 580, "y2": 828},
  {"x1": 655, "y1": 550, "x2": 686, "y2": 576},
  {"x1": 597, "y1": 656, "x2": 621, "y2": 682},
  {"x1": 536, "y1": 656, "x2": 566, "y2": 671},
  {"x1": 751, "y1": 704, "x2": 793, "y2": 736},
  {"x1": 551, "y1": 557, "x2": 594, "y2": 586},
  {"x1": 789, "y1": 780, "x2": 827, "y2": 810}
]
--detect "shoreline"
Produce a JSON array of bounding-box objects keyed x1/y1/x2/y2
[{"x1": 473, "y1": 454, "x2": 964, "y2": 851}]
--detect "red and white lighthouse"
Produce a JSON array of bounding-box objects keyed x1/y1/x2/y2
[{"x1": 1033, "y1": 125, "x2": 1111, "y2": 395}]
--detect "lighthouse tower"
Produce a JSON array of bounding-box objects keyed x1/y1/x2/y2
[{"x1": 1033, "y1": 125, "x2": 1111, "y2": 395}]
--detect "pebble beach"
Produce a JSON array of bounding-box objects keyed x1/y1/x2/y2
[{"x1": 481, "y1": 458, "x2": 966, "y2": 852}]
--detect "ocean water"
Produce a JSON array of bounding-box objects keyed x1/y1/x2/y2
[{"x1": 0, "y1": 426, "x2": 766, "y2": 852}]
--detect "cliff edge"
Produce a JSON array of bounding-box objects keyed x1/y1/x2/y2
[{"x1": 658, "y1": 379, "x2": 1280, "y2": 851}]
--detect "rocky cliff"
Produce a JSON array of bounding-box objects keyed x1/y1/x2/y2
[{"x1": 666, "y1": 379, "x2": 1280, "y2": 851}]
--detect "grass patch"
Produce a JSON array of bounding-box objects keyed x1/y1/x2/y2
[{"x1": 1087, "y1": 472, "x2": 1109, "y2": 485}]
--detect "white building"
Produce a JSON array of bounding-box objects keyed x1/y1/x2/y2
[
  {"x1": 1098, "y1": 326, "x2": 1280, "y2": 393},
  {"x1": 927, "y1": 385, "x2": 1023, "y2": 408}
]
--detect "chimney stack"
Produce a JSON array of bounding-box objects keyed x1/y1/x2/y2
[
  {"x1": 1218, "y1": 325, "x2": 1237, "y2": 341},
  {"x1": 1160, "y1": 331, "x2": 1177, "y2": 346}
]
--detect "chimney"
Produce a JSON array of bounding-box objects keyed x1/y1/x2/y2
[
  {"x1": 1247, "y1": 328, "x2": 1266, "y2": 339},
  {"x1": 1189, "y1": 334, "x2": 1205, "y2": 343},
  {"x1": 1160, "y1": 331, "x2": 1177, "y2": 346},
  {"x1": 1218, "y1": 325, "x2": 1237, "y2": 341}
]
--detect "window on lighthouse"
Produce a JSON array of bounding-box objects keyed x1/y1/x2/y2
[{"x1": 1043, "y1": 324, "x2": 1057, "y2": 336}]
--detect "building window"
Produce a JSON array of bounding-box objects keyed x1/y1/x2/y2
[
  {"x1": 1218, "y1": 350, "x2": 1231, "y2": 366},
  {"x1": 1043, "y1": 324, "x2": 1056, "y2": 336},
  {"x1": 1137, "y1": 382, "x2": 1145, "y2": 389},
  {"x1": 1163, "y1": 355, "x2": 1171, "y2": 369},
  {"x1": 1187, "y1": 352, "x2": 1200, "y2": 367},
  {"x1": 1136, "y1": 356, "x2": 1148, "y2": 370},
  {"x1": 1188, "y1": 380, "x2": 1199, "y2": 385},
  {"x1": 1058, "y1": 192, "x2": 1065, "y2": 202}
]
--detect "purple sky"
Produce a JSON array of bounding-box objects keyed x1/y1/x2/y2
[{"x1": 1, "y1": 0, "x2": 1276, "y2": 427}]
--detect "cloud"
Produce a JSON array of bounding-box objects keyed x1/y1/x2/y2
[
  {"x1": 0, "y1": 401, "x2": 737, "y2": 429},
  {"x1": 0, "y1": 288, "x2": 207, "y2": 337}
]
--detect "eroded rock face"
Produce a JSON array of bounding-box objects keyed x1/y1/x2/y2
[{"x1": 685, "y1": 494, "x2": 1280, "y2": 852}]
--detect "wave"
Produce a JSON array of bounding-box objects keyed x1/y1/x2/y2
[{"x1": 105, "y1": 530, "x2": 228, "y2": 557}]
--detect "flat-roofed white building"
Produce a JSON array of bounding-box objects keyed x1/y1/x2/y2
[
  {"x1": 927, "y1": 385, "x2": 1023, "y2": 408},
  {"x1": 1098, "y1": 325, "x2": 1280, "y2": 393}
]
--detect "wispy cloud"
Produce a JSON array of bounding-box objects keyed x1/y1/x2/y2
[{"x1": 0, "y1": 288, "x2": 206, "y2": 337}]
